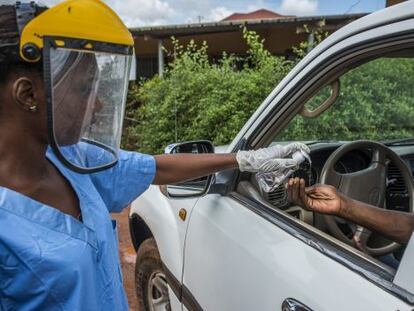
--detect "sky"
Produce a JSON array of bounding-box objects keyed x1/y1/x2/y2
[{"x1": 43, "y1": 0, "x2": 387, "y2": 27}]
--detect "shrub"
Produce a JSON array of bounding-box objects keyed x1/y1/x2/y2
[
  {"x1": 278, "y1": 58, "x2": 414, "y2": 141},
  {"x1": 123, "y1": 27, "x2": 414, "y2": 154},
  {"x1": 122, "y1": 29, "x2": 292, "y2": 154}
]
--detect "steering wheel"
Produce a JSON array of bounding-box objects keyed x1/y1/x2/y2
[{"x1": 320, "y1": 140, "x2": 414, "y2": 256}]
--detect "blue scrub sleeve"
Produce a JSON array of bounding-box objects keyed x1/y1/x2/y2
[{"x1": 90, "y1": 150, "x2": 156, "y2": 213}]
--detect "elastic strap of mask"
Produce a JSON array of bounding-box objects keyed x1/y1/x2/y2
[
  {"x1": 0, "y1": 1, "x2": 37, "y2": 62},
  {"x1": 15, "y1": 1, "x2": 36, "y2": 36}
]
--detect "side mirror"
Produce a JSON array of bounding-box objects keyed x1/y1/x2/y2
[{"x1": 162, "y1": 140, "x2": 215, "y2": 198}]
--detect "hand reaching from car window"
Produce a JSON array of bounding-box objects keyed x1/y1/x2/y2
[
  {"x1": 286, "y1": 177, "x2": 344, "y2": 215},
  {"x1": 286, "y1": 177, "x2": 414, "y2": 244}
]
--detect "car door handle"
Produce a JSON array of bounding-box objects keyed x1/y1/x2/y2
[{"x1": 282, "y1": 298, "x2": 313, "y2": 311}]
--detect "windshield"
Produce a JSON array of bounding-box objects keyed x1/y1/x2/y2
[{"x1": 276, "y1": 57, "x2": 414, "y2": 144}]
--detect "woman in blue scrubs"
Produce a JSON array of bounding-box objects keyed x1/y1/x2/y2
[{"x1": 0, "y1": 1, "x2": 309, "y2": 310}]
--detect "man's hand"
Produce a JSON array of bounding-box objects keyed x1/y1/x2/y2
[
  {"x1": 286, "y1": 177, "x2": 345, "y2": 216},
  {"x1": 286, "y1": 177, "x2": 414, "y2": 244}
]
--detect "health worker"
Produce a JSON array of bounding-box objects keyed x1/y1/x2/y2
[{"x1": 0, "y1": 0, "x2": 309, "y2": 309}]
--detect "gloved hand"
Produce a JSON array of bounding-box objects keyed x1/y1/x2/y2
[
  {"x1": 236, "y1": 142, "x2": 311, "y2": 193},
  {"x1": 236, "y1": 142, "x2": 310, "y2": 173}
]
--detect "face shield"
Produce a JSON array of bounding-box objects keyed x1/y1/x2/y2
[
  {"x1": 44, "y1": 37, "x2": 132, "y2": 173},
  {"x1": 15, "y1": 0, "x2": 136, "y2": 173}
]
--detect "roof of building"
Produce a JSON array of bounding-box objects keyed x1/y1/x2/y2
[
  {"x1": 386, "y1": 0, "x2": 407, "y2": 6},
  {"x1": 222, "y1": 9, "x2": 290, "y2": 21},
  {"x1": 130, "y1": 13, "x2": 366, "y2": 39}
]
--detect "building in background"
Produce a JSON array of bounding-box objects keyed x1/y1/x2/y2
[
  {"x1": 222, "y1": 9, "x2": 292, "y2": 21},
  {"x1": 386, "y1": 0, "x2": 406, "y2": 6},
  {"x1": 130, "y1": 1, "x2": 403, "y2": 80}
]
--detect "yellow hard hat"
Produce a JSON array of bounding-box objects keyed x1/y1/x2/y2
[{"x1": 20, "y1": 0, "x2": 134, "y2": 62}]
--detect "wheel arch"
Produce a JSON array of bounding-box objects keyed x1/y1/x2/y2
[
  {"x1": 128, "y1": 186, "x2": 191, "y2": 281},
  {"x1": 129, "y1": 213, "x2": 153, "y2": 252}
]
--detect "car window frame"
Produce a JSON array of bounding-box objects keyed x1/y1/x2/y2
[{"x1": 231, "y1": 26, "x2": 414, "y2": 304}]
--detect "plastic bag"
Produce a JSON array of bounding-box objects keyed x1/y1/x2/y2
[{"x1": 256, "y1": 150, "x2": 310, "y2": 193}]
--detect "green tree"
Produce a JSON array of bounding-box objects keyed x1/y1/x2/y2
[
  {"x1": 122, "y1": 25, "x2": 414, "y2": 154},
  {"x1": 123, "y1": 28, "x2": 292, "y2": 153},
  {"x1": 279, "y1": 58, "x2": 414, "y2": 141}
]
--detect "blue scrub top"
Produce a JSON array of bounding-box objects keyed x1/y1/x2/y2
[{"x1": 0, "y1": 148, "x2": 156, "y2": 310}]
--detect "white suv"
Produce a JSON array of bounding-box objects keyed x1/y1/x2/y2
[{"x1": 130, "y1": 2, "x2": 414, "y2": 310}]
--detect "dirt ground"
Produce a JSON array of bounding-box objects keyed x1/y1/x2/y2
[{"x1": 112, "y1": 206, "x2": 139, "y2": 311}]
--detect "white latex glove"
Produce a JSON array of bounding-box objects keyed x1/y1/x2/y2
[
  {"x1": 236, "y1": 143, "x2": 310, "y2": 193},
  {"x1": 236, "y1": 142, "x2": 310, "y2": 173}
]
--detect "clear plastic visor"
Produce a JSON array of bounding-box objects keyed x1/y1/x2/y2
[{"x1": 49, "y1": 47, "x2": 131, "y2": 171}]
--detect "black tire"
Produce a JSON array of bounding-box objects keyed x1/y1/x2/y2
[{"x1": 135, "y1": 238, "x2": 171, "y2": 311}]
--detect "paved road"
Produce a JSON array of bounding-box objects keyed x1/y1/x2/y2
[{"x1": 112, "y1": 207, "x2": 139, "y2": 311}]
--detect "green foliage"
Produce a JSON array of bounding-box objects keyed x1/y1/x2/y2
[
  {"x1": 122, "y1": 26, "x2": 414, "y2": 154},
  {"x1": 279, "y1": 58, "x2": 414, "y2": 141},
  {"x1": 292, "y1": 23, "x2": 329, "y2": 58},
  {"x1": 123, "y1": 28, "x2": 292, "y2": 153}
]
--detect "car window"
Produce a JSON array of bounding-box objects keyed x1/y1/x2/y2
[
  {"x1": 263, "y1": 56, "x2": 414, "y2": 273},
  {"x1": 277, "y1": 57, "x2": 414, "y2": 142}
]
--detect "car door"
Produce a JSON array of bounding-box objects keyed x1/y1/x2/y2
[
  {"x1": 181, "y1": 3, "x2": 414, "y2": 311},
  {"x1": 183, "y1": 193, "x2": 413, "y2": 311}
]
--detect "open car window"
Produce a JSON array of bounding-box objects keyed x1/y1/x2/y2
[
  {"x1": 277, "y1": 57, "x2": 414, "y2": 143},
  {"x1": 243, "y1": 56, "x2": 414, "y2": 274}
]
